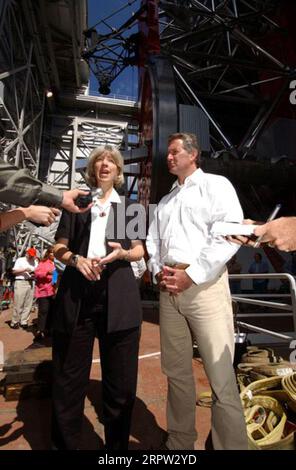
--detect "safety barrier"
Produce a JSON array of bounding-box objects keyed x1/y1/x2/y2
[{"x1": 229, "y1": 273, "x2": 296, "y2": 342}]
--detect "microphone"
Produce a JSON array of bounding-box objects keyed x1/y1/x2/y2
[
  {"x1": 75, "y1": 192, "x2": 92, "y2": 208},
  {"x1": 91, "y1": 187, "x2": 104, "y2": 201},
  {"x1": 76, "y1": 187, "x2": 104, "y2": 208}
]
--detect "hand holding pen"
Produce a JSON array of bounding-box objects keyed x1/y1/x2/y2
[
  {"x1": 226, "y1": 204, "x2": 282, "y2": 248},
  {"x1": 253, "y1": 215, "x2": 296, "y2": 252},
  {"x1": 253, "y1": 204, "x2": 282, "y2": 248}
]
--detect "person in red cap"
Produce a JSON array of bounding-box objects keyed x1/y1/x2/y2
[
  {"x1": 26, "y1": 247, "x2": 37, "y2": 257},
  {"x1": 10, "y1": 247, "x2": 38, "y2": 329}
]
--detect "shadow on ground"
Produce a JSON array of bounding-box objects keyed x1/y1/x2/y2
[{"x1": 0, "y1": 379, "x2": 164, "y2": 450}]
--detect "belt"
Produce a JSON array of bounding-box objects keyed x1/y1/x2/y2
[{"x1": 167, "y1": 263, "x2": 189, "y2": 270}]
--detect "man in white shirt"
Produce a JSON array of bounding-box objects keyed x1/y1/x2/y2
[
  {"x1": 11, "y1": 247, "x2": 38, "y2": 329},
  {"x1": 146, "y1": 132, "x2": 248, "y2": 450}
]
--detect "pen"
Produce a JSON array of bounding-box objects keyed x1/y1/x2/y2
[{"x1": 253, "y1": 203, "x2": 282, "y2": 248}]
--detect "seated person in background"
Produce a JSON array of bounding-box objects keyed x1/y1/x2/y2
[{"x1": 248, "y1": 252, "x2": 269, "y2": 293}]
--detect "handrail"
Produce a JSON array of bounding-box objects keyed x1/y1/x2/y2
[
  {"x1": 229, "y1": 272, "x2": 296, "y2": 342},
  {"x1": 86, "y1": 91, "x2": 137, "y2": 102},
  {"x1": 232, "y1": 297, "x2": 291, "y2": 310}
]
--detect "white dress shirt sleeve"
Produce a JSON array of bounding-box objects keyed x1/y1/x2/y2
[
  {"x1": 186, "y1": 177, "x2": 243, "y2": 285},
  {"x1": 146, "y1": 206, "x2": 162, "y2": 281}
]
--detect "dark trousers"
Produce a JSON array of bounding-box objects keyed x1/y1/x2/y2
[
  {"x1": 51, "y1": 307, "x2": 140, "y2": 450},
  {"x1": 37, "y1": 296, "x2": 53, "y2": 332}
]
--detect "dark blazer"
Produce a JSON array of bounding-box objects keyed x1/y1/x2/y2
[{"x1": 53, "y1": 196, "x2": 144, "y2": 335}]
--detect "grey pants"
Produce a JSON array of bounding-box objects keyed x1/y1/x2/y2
[{"x1": 12, "y1": 280, "x2": 34, "y2": 326}]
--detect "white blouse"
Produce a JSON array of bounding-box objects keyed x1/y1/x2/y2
[{"x1": 87, "y1": 188, "x2": 121, "y2": 259}]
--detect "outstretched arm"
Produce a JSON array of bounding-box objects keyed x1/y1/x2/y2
[
  {"x1": 0, "y1": 160, "x2": 91, "y2": 213},
  {"x1": 0, "y1": 206, "x2": 60, "y2": 232}
]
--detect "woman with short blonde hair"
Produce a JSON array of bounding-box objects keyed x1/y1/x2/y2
[
  {"x1": 86, "y1": 145, "x2": 124, "y2": 189},
  {"x1": 52, "y1": 143, "x2": 144, "y2": 450}
]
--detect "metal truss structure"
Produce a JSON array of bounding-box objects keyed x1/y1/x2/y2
[
  {"x1": 0, "y1": 1, "x2": 43, "y2": 174},
  {"x1": 1, "y1": 0, "x2": 296, "y2": 261},
  {"x1": 158, "y1": 0, "x2": 294, "y2": 157},
  {"x1": 156, "y1": 0, "x2": 296, "y2": 219},
  {"x1": 83, "y1": 0, "x2": 142, "y2": 95},
  {"x1": 84, "y1": 0, "x2": 296, "y2": 215},
  {"x1": 42, "y1": 93, "x2": 139, "y2": 194},
  {"x1": 0, "y1": 0, "x2": 140, "y2": 257},
  {"x1": 0, "y1": 0, "x2": 47, "y2": 254}
]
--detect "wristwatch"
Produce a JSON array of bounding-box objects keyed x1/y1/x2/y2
[{"x1": 69, "y1": 254, "x2": 80, "y2": 268}]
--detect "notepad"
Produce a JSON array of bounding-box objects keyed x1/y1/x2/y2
[{"x1": 211, "y1": 222, "x2": 258, "y2": 236}]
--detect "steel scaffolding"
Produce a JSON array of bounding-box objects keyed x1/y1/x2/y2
[{"x1": 0, "y1": 0, "x2": 139, "y2": 256}]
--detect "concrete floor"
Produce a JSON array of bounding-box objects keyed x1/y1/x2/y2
[{"x1": 0, "y1": 304, "x2": 211, "y2": 450}]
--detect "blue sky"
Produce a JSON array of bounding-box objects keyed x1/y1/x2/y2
[{"x1": 87, "y1": 0, "x2": 140, "y2": 98}]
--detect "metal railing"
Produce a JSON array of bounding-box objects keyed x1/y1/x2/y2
[
  {"x1": 87, "y1": 91, "x2": 138, "y2": 102},
  {"x1": 229, "y1": 273, "x2": 296, "y2": 342},
  {"x1": 141, "y1": 273, "x2": 296, "y2": 343}
]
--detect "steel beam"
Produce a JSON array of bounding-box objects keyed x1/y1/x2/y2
[{"x1": 174, "y1": 65, "x2": 234, "y2": 150}]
